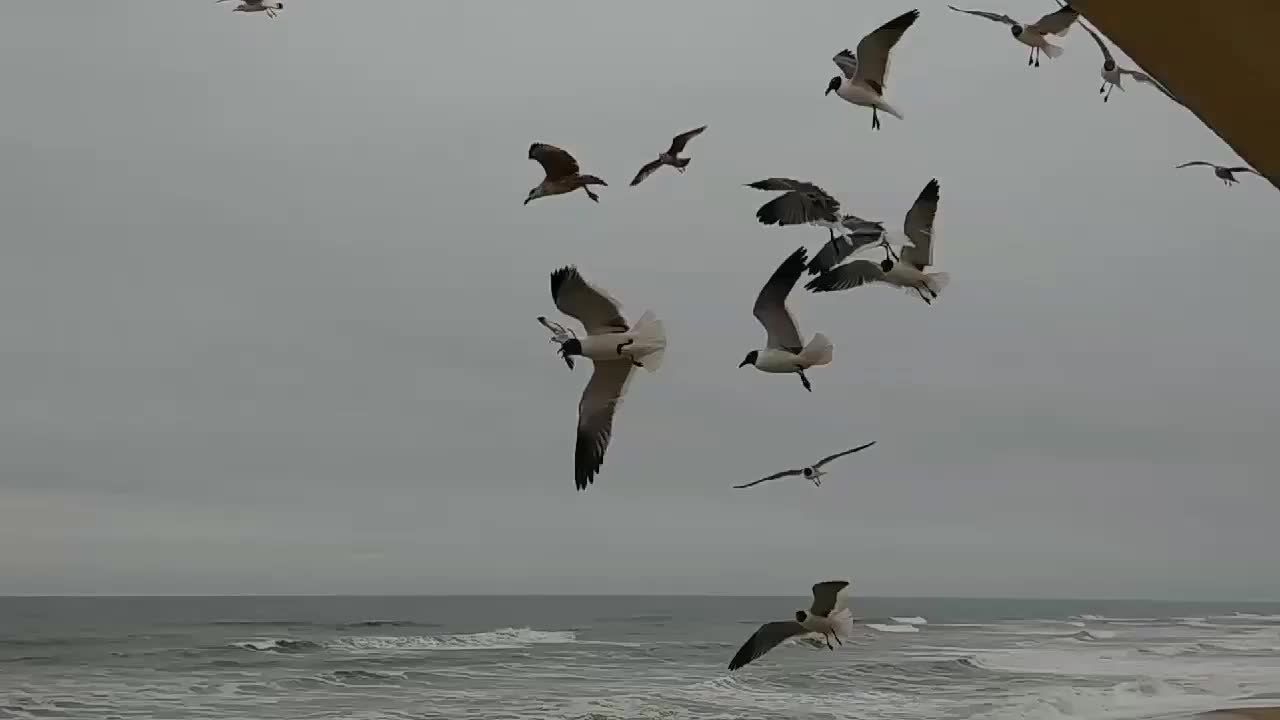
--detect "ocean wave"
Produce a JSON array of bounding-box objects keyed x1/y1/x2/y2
[
  {"x1": 1216, "y1": 613, "x2": 1280, "y2": 623},
  {"x1": 866, "y1": 623, "x2": 920, "y2": 634},
  {"x1": 339, "y1": 620, "x2": 440, "y2": 629},
  {"x1": 890, "y1": 616, "x2": 928, "y2": 625},
  {"x1": 212, "y1": 620, "x2": 317, "y2": 627},
  {"x1": 230, "y1": 639, "x2": 324, "y2": 653},
  {"x1": 970, "y1": 678, "x2": 1211, "y2": 720},
  {"x1": 328, "y1": 627, "x2": 577, "y2": 652}
]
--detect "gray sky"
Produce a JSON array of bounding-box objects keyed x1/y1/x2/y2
[{"x1": 1, "y1": 0, "x2": 1276, "y2": 599}]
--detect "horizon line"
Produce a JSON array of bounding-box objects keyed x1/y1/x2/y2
[{"x1": 2, "y1": 592, "x2": 1279, "y2": 603}]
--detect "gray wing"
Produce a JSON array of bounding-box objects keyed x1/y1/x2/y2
[
  {"x1": 629, "y1": 158, "x2": 665, "y2": 187},
  {"x1": 574, "y1": 360, "x2": 634, "y2": 490},
  {"x1": 1175, "y1": 161, "x2": 1217, "y2": 170},
  {"x1": 1080, "y1": 22, "x2": 1113, "y2": 65},
  {"x1": 852, "y1": 9, "x2": 920, "y2": 90},
  {"x1": 813, "y1": 441, "x2": 877, "y2": 469},
  {"x1": 667, "y1": 125, "x2": 707, "y2": 155},
  {"x1": 807, "y1": 220, "x2": 886, "y2": 275},
  {"x1": 728, "y1": 621, "x2": 807, "y2": 671},
  {"x1": 1226, "y1": 166, "x2": 1260, "y2": 175},
  {"x1": 1029, "y1": 5, "x2": 1078, "y2": 35},
  {"x1": 733, "y1": 469, "x2": 804, "y2": 489},
  {"x1": 746, "y1": 177, "x2": 829, "y2": 195},
  {"x1": 1120, "y1": 69, "x2": 1180, "y2": 102},
  {"x1": 746, "y1": 178, "x2": 841, "y2": 228},
  {"x1": 753, "y1": 248, "x2": 807, "y2": 352},
  {"x1": 901, "y1": 178, "x2": 940, "y2": 269},
  {"x1": 550, "y1": 267, "x2": 628, "y2": 335},
  {"x1": 947, "y1": 6, "x2": 1017, "y2": 26},
  {"x1": 805, "y1": 259, "x2": 886, "y2": 293},
  {"x1": 810, "y1": 580, "x2": 850, "y2": 617},
  {"x1": 832, "y1": 49, "x2": 859, "y2": 79},
  {"x1": 529, "y1": 143, "x2": 582, "y2": 181}
]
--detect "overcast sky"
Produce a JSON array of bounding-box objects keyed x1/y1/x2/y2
[{"x1": 0, "y1": 0, "x2": 1276, "y2": 599}]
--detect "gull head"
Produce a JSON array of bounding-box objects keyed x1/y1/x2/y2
[
  {"x1": 524, "y1": 186, "x2": 543, "y2": 205},
  {"x1": 738, "y1": 350, "x2": 759, "y2": 369},
  {"x1": 1103, "y1": 59, "x2": 1116, "y2": 72},
  {"x1": 880, "y1": 257, "x2": 895, "y2": 272},
  {"x1": 825, "y1": 76, "x2": 841, "y2": 96},
  {"x1": 795, "y1": 610, "x2": 808, "y2": 623},
  {"x1": 559, "y1": 339, "x2": 583, "y2": 370},
  {"x1": 1010, "y1": 24, "x2": 1024, "y2": 37}
]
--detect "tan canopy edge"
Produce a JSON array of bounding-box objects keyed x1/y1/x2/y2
[{"x1": 1072, "y1": 0, "x2": 1278, "y2": 191}]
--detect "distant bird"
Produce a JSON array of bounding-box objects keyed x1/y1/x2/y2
[
  {"x1": 525, "y1": 144, "x2": 607, "y2": 205},
  {"x1": 807, "y1": 179, "x2": 948, "y2": 304},
  {"x1": 1175, "y1": 162, "x2": 1261, "y2": 187},
  {"x1": 729, "y1": 581, "x2": 856, "y2": 670},
  {"x1": 947, "y1": 4, "x2": 1078, "y2": 67},
  {"x1": 739, "y1": 248, "x2": 833, "y2": 392},
  {"x1": 1078, "y1": 22, "x2": 1178, "y2": 103},
  {"x1": 745, "y1": 178, "x2": 881, "y2": 251},
  {"x1": 826, "y1": 9, "x2": 920, "y2": 130},
  {"x1": 547, "y1": 267, "x2": 667, "y2": 490},
  {"x1": 216, "y1": 0, "x2": 283, "y2": 18},
  {"x1": 629, "y1": 125, "x2": 708, "y2": 187},
  {"x1": 733, "y1": 441, "x2": 877, "y2": 489}
]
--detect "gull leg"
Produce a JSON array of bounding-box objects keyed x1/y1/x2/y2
[
  {"x1": 1028, "y1": 48, "x2": 1035, "y2": 66},
  {"x1": 1100, "y1": 82, "x2": 1106, "y2": 94},
  {"x1": 584, "y1": 186, "x2": 600, "y2": 203},
  {"x1": 916, "y1": 286, "x2": 932, "y2": 305},
  {"x1": 825, "y1": 634, "x2": 835, "y2": 650},
  {"x1": 835, "y1": 633, "x2": 843, "y2": 646},
  {"x1": 872, "y1": 107, "x2": 880, "y2": 130},
  {"x1": 797, "y1": 369, "x2": 812, "y2": 392},
  {"x1": 615, "y1": 338, "x2": 634, "y2": 357}
]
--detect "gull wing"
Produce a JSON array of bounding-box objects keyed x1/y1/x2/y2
[
  {"x1": 852, "y1": 9, "x2": 920, "y2": 91},
  {"x1": 667, "y1": 125, "x2": 708, "y2": 155},
  {"x1": 629, "y1": 158, "x2": 665, "y2": 187},
  {"x1": 902, "y1": 178, "x2": 940, "y2": 269},
  {"x1": 574, "y1": 360, "x2": 634, "y2": 490},
  {"x1": 1120, "y1": 69, "x2": 1180, "y2": 102},
  {"x1": 947, "y1": 6, "x2": 1017, "y2": 26},
  {"x1": 805, "y1": 260, "x2": 886, "y2": 293},
  {"x1": 550, "y1": 266, "x2": 628, "y2": 335},
  {"x1": 753, "y1": 248, "x2": 807, "y2": 352},
  {"x1": 1079, "y1": 22, "x2": 1114, "y2": 66},
  {"x1": 728, "y1": 621, "x2": 807, "y2": 671},
  {"x1": 813, "y1": 441, "x2": 877, "y2": 469},
  {"x1": 807, "y1": 221, "x2": 886, "y2": 275},
  {"x1": 832, "y1": 49, "x2": 859, "y2": 79},
  {"x1": 529, "y1": 143, "x2": 582, "y2": 181},
  {"x1": 1029, "y1": 5, "x2": 1078, "y2": 35},
  {"x1": 810, "y1": 580, "x2": 850, "y2": 617},
  {"x1": 733, "y1": 468, "x2": 804, "y2": 489},
  {"x1": 1175, "y1": 161, "x2": 1216, "y2": 170}
]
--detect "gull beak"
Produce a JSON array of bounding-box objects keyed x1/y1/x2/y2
[
  {"x1": 738, "y1": 359, "x2": 751, "y2": 368},
  {"x1": 523, "y1": 197, "x2": 532, "y2": 206},
  {"x1": 563, "y1": 356, "x2": 575, "y2": 370},
  {"x1": 824, "y1": 88, "x2": 833, "y2": 96}
]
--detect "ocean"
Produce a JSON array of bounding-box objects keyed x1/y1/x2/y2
[{"x1": 2, "y1": 595, "x2": 1279, "y2": 720}]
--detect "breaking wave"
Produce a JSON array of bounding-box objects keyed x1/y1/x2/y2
[
  {"x1": 327, "y1": 627, "x2": 577, "y2": 652},
  {"x1": 867, "y1": 623, "x2": 921, "y2": 634},
  {"x1": 230, "y1": 639, "x2": 324, "y2": 653}
]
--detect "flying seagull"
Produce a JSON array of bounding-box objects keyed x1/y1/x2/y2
[
  {"x1": 547, "y1": 267, "x2": 667, "y2": 490},
  {"x1": 729, "y1": 581, "x2": 856, "y2": 671},
  {"x1": 629, "y1": 125, "x2": 708, "y2": 187},
  {"x1": 1175, "y1": 162, "x2": 1261, "y2": 187},
  {"x1": 739, "y1": 247, "x2": 833, "y2": 393},
  {"x1": 745, "y1": 178, "x2": 885, "y2": 255},
  {"x1": 733, "y1": 441, "x2": 877, "y2": 489},
  {"x1": 217, "y1": 0, "x2": 283, "y2": 17},
  {"x1": 947, "y1": 4, "x2": 1078, "y2": 67},
  {"x1": 807, "y1": 179, "x2": 948, "y2": 303},
  {"x1": 1078, "y1": 21, "x2": 1178, "y2": 103},
  {"x1": 525, "y1": 144, "x2": 607, "y2": 205},
  {"x1": 826, "y1": 9, "x2": 920, "y2": 130}
]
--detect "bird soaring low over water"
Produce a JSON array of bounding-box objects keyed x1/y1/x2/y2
[
  {"x1": 629, "y1": 125, "x2": 708, "y2": 187},
  {"x1": 1078, "y1": 22, "x2": 1178, "y2": 103},
  {"x1": 547, "y1": 267, "x2": 666, "y2": 490},
  {"x1": 525, "y1": 144, "x2": 607, "y2": 205},
  {"x1": 947, "y1": 4, "x2": 1078, "y2": 67},
  {"x1": 739, "y1": 248, "x2": 833, "y2": 393},
  {"x1": 826, "y1": 9, "x2": 920, "y2": 130},
  {"x1": 733, "y1": 441, "x2": 877, "y2": 489},
  {"x1": 1175, "y1": 162, "x2": 1261, "y2": 187},
  {"x1": 729, "y1": 581, "x2": 856, "y2": 670},
  {"x1": 216, "y1": 0, "x2": 283, "y2": 18},
  {"x1": 807, "y1": 179, "x2": 948, "y2": 303}
]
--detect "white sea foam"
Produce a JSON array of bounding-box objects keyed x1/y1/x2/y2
[
  {"x1": 867, "y1": 623, "x2": 920, "y2": 634},
  {"x1": 1071, "y1": 629, "x2": 1118, "y2": 641},
  {"x1": 328, "y1": 627, "x2": 577, "y2": 652},
  {"x1": 890, "y1": 616, "x2": 928, "y2": 625}
]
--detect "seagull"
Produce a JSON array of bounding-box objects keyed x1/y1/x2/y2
[
  {"x1": 728, "y1": 581, "x2": 856, "y2": 670},
  {"x1": 826, "y1": 9, "x2": 920, "y2": 130},
  {"x1": 547, "y1": 267, "x2": 667, "y2": 490},
  {"x1": 629, "y1": 125, "x2": 708, "y2": 187},
  {"x1": 745, "y1": 178, "x2": 884, "y2": 254},
  {"x1": 216, "y1": 0, "x2": 283, "y2": 18},
  {"x1": 1078, "y1": 21, "x2": 1178, "y2": 103},
  {"x1": 739, "y1": 247, "x2": 833, "y2": 393},
  {"x1": 525, "y1": 144, "x2": 607, "y2": 205},
  {"x1": 733, "y1": 441, "x2": 877, "y2": 489},
  {"x1": 807, "y1": 179, "x2": 948, "y2": 304},
  {"x1": 947, "y1": 4, "x2": 1078, "y2": 67},
  {"x1": 1175, "y1": 161, "x2": 1261, "y2": 187}
]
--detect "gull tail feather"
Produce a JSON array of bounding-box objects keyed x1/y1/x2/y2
[
  {"x1": 629, "y1": 310, "x2": 666, "y2": 373},
  {"x1": 1042, "y1": 42, "x2": 1064, "y2": 59},
  {"x1": 829, "y1": 607, "x2": 856, "y2": 640},
  {"x1": 799, "y1": 333, "x2": 834, "y2": 367},
  {"x1": 876, "y1": 100, "x2": 904, "y2": 121},
  {"x1": 926, "y1": 272, "x2": 950, "y2": 296},
  {"x1": 578, "y1": 174, "x2": 607, "y2": 187}
]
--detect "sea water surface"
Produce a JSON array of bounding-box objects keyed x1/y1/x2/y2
[{"x1": 3, "y1": 596, "x2": 1280, "y2": 720}]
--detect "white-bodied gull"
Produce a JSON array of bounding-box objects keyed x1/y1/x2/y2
[
  {"x1": 216, "y1": 0, "x2": 283, "y2": 18},
  {"x1": 729, "y1": 580, "x2": 856, "y2": 670},
  {"x1": 733, "y1": 441, "x2": 876, "y2": 489},
  {"x1": 825, "y1": 9, "x2": 920, "y2": 130},
  {"x1": 739, "y1": 247, "x2": 834, "y2": 392},
  {"x1": 547, "y1": 267, "x2": 666, "y2": 490},
  {"x1": 1175, "y1": 161, "x2": 1261, "y2": 187},
  {"x1": 1078, "y1": 21, "x2": 1178, "y2": 103},
  {"x1": 947, "y1": 4, "x2": 1078, "y2": 67}
]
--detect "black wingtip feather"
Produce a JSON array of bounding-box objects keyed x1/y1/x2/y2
[
  {"x1": 887, "y1": 8, "x2": 921, "y2": 29},
  {"x1": 550, "y1": 266, "x2": 575, "y2": 303}
]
